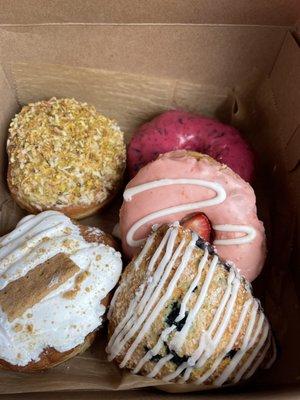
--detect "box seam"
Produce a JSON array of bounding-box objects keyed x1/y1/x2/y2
[
  {"x1": 0, "y1": 22, "x2": 293, "y2": 29},
  {"x1": 0, "y1": 67, "x2": 19, "y2": 106},
  {"x1": 1, "y1": 65, "x2": 21, "y2": 107},
  {"x1": 268, "y1": 31, "x2": 298, "y2": 77}
]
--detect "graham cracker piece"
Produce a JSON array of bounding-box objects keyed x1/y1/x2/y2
[{"x1": 0, "y1": 253, "x2": 80, "y2": 322}]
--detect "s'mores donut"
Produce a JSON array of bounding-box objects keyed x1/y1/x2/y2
[
  {"x1": 107, "y1": 223, "x2": 275, "y2": 388},
  {"x1": 7, "y1": 98, "x2": 126, "y2": 219},
  {"x1": 0, "y1": 211, "x2": 122, "y2": 371}
]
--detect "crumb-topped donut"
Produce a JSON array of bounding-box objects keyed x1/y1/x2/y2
[
  {"x1": 107, "y1": 224, "x2": 275, "y2": 388},
  {"x1": 7, "y1": 98, "x2": 126, "y2": 219},
  {"x1": 120, "y1": 150, "x2": 266, "y2": 281},
  {"x1": 0, "y1": 211, "x2": 122, "y2": 371}
]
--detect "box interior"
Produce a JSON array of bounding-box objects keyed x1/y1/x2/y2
[
  {"x1": 1, "y1": 0, "x2": 299, "y2": 25},
  {"x1": 0, "y1": 5, "x2": 299, "y2": 397}
]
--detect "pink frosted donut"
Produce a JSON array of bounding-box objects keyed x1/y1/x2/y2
[
  {"x1": 127, "y1": 110, "x2": 254, "y2": 182},
  {"x1": 120, "y1": 151, "x2": 266, "y2": 282}
]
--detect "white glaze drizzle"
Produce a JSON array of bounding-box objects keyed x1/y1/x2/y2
[
  {"x1": 133, "y1": 325, "x2": 176, "y2": 374},
  {"x1": 123, "y1": 178, "x2": 256, "y2": 248},
  {"x1": 107, "y1": 285, "x2": 122, "y2": 320},
  {"x1": 137, "y1": 227, "x2": 179, "y2": 314},
  {"x1": 147, "y1": 354, "x2": 173, "y2": 378},
  {"x1": 108, "y1": 224, "x2": 271, "y2": 386},
  {"x1": 0, "y1": 211, "x2": 122, "y2": 366},
  {"x1": 196, "y1": 276, "x2": 240, "y2": 366},
  {"x1": 164, "y1": 268, "x2": 240, "y2": 382},
  {"x1": 175, "y1": 248, "x2": 209, "y2": 322},
  {"x1": 170, "y1": 255, "x2": 220, "y2": 352},
  {"x1": 124, "y1": 179, "x2": 226, "y2": 247},
  {"x1": 215, "y1": 302, "x2": 264, "y2": 386},
  {"x1": 233, "y1": 321, "x2": 269, "y2": 383},
  {"x1": 124, "y1": 179, "x2": 226, "y2": 203},
  {"x1": 107, "y1": 282, "x2": 146, "y2": 354},
  {"x1": 263, "y1": 336, "x2": 277, "y2": 369},
  {"x1": 243, "y1": 334, "x2": 271, "y2": 379},
  {"x1": 107, "y1": 227, "x2": 197, "y2": 366},
  {"x1": 133, "y1": 232, "x2": 156, "y2": 270},
  {"x1": 107, "y1": 233, "x2": 155, "y2": 320},
  {"x1": 194, "y1": 298, "x2": 253, "y2": 384},
  {"x1": 119, "y1": 234, "x2": 196, "y2": 368},
  {"x1": 107, "y1": 227, "x2": 181, "y2": 361},
  {"x1": 107, "y1": 229, "x2": 164, "y2": 345},
  {"x1": 213, "y1": 225, "x2": 256, "y2": 245}
]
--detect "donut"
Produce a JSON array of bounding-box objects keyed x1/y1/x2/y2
[
  {"x1": 7, "y1": 97, "x2": 126, "y2": 219},
  {"x1": 127, "y1": 110, "x2": 254, "y2": 182},
  {"x1": 107, "y1": 223, "x2": 275, "y2": 387},
  {"x1": 0, "y1": 211, "x2": 122, "y2": 371},
  {"x1": 119, "y1": 150, "x2": 266, "y2": 282}
]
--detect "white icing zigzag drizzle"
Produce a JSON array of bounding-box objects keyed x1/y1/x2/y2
[
  {"x1": 123, "y1": 178, "x2": 256, "y2": 248},
  {"x1": 107, "y1": 224, "x2": 272, "y2": 386}
]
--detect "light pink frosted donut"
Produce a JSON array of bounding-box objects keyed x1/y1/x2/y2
[{"x1": 120, "y1": 150, "x2": 266, "y2": 281}]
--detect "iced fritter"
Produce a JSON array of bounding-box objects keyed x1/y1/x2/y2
[
  {"x1": 107, "y1": 223, "x2": 275, "y2": 388},
  {"x1": 7, "y1": 98, "x2": 126, "y2": 219},
  {"x1": 0, "y1": 211, "x2": 122, "y2": 371}
]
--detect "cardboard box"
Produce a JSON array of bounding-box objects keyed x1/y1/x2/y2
[{"x1": 0, "y1": 1, "x2": 299, "y2": 398}]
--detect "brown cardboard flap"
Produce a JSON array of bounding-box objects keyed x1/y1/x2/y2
[
  {"x1": 5, "y1": 62, "x2": 231, "y2": 137},
  {"x1": 0, "y1": 0, "x2": 299, "y2": 26},
  {"x1": 0, "y1": 25, "x2": 287, "y2": 87},
  {"x1": 0, "y1": 22, "x2": 299, "y2": 397},
  {"x1": 270, "y1": 33, "x2": 300, "y2": 149},
  {"x1": 286, "y1": 126, "x2": 300, "y2": 172},
  {"x1": 268, "y1": 32, "x2": 300, "y2": 260}
]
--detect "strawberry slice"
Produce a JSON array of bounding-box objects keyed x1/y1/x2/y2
[{"x1": 181, "y1": 213, "x2": 212, "y2": 243}]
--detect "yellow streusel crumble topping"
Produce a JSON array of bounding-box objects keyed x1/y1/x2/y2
[{"x1": 7, "y1": 98, "x2": 126, "y2": 209}]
